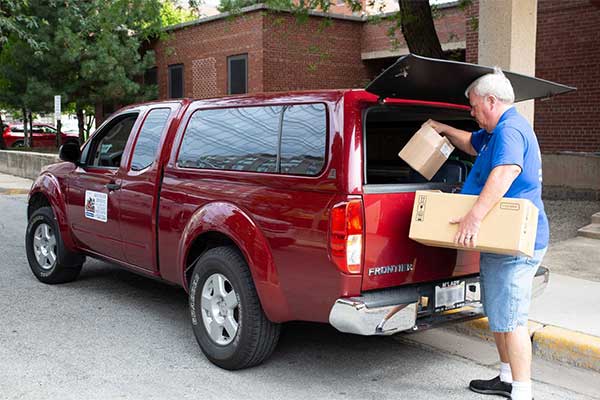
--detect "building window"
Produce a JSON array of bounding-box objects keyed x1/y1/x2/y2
[
  {"x1": 228, "y1": 54, "x2": 247, "y2": 95},
  {"x1": 168, "y1": 64, "x2": 184, "y2": 99},
  {"x1": 145, "y1": 67, "x2": 157, "y2": 86}
]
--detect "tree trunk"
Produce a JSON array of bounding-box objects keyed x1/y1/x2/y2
[
  {"x1": 0, "y1": 113, "x2": 6, "y2": 149},
  {"x1": 85, "y1": 113, "x2": 95, "y2": 138},
  {"x1": 77, "y1": 108, "x2": 85, "y2": 145},
  {"x1": 398, "y1": 0, "x2": 444, "y2": 59},
  {"x1": 22, "y1": 108, "x2": 30, "y2": 148}
]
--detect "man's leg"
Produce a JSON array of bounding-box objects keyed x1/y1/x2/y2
[
  {"x1": 494, "y1": 332, "x2": 513, "y2": 384},
  {"x1": 469, "y1": 331, "x2": 513, "y2": 397},
  {"x1": 494, "y1": 332, "x2": 509, "y2": 363},
  {"x1": 506, "y1": 326, "x2": 533, "y2": 400}
]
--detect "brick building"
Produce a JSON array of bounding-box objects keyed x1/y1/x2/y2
[{"x1": 149, "y1": 1, "x2": 600, "y2": 155}]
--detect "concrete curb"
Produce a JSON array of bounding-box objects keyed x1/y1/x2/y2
[
  {"x1": 453, "y1": 317, "x2": 600, "y2": 372},
  {"x1": 0, "y1": 150, "x2": 60, "y2": 180}
]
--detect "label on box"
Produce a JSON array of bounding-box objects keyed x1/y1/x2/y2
[
  {"x1": 415, "y1": 195, "x2": 427, "y2": 222},
  {"x1": 500, "y1": 202, "x2": 520, "y2": 211},
  {"x1": 439, "y1": 142, "x2": 453, "y2": 158}
]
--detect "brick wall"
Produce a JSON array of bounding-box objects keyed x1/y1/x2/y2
[
  {"x1": 465, "y1": 1, "x2": 478, "y2": 63},
  {"x1": 534, "y1": 0, "x2": 600, "y2": 153},
  {"x1": 362, "y1": 5, "x2": 466, "y2": 54},
  {"x1": 465, "y1": 0, "x2": 600, "y2": 153},
  {"x1": 153, "y1": 11, "x2": 264, "y2": 99},
  {"x1": 263, "y1": 12, "x2": 369, "y2": 91}
]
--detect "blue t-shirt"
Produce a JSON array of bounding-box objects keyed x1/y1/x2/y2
[{"x1": 461, "y1": 107, "x2": 549, "y2": 250}]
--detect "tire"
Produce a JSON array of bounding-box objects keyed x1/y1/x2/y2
[
  {"x1": 25, "y1": 207, "x2": 85, "y2": 284},
  {"x1": 189, "y1": 246, "x2": 281, "y2": 370},
  {"x1": 11, "y1": 140, "x2": 24, "y2": 148}
]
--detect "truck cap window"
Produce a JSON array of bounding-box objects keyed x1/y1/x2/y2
[
  {"x1": 280, "y1": 104, "x2": 326, "y2": 176},
  {"x1": 178, "y1": 104, "x2": 326, "y2": 176},
  {"x1": 178, "y1": 106, "x2": 280, "y2": 172},
  {"x1": 130, "y1": 108, "x2": 171, "y2": 171}
]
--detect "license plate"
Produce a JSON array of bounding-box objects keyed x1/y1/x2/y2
[{"x1": 434, "y1": 280, "x2": 466, "y2": 311}]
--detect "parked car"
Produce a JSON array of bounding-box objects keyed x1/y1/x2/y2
[
  {"x1": 25, "y1": 55, "x2": 572, "y2": 370},
  {"x1": 2, "y1": 123, "x2": 79, "y2": 148}
]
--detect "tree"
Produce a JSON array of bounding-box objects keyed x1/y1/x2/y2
[{"x1": 0, "y1": 1, "x2": 167, "y2": 144}]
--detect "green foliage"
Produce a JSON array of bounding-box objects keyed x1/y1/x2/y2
[
  {"x1": 0, "y1": 0, "x2": 167, "y2": 117},
  {"x1": 217, "y1": 0, "x2": 260, "y2": 14},
  {"x1": 0, "y1": 0, "x2": 46, "y2": 53},
  {"x1": 161, "y1": 0, "x2": 197, "y2": 27}
]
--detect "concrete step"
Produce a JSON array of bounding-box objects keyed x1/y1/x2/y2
[
  {"x1": 578, "y1": 223, "x2": 600, "y2": 240},
  {"x1": 592, "y1": 212, "x2": 600, "y2": 225}
]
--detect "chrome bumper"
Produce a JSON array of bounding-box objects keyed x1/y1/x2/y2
[
  {"x1": 329, "y1": 265, "x2": 549, "y2": 336},
  {"x1": 329, "y1": 299, "x2": 418, "y2": 336}
]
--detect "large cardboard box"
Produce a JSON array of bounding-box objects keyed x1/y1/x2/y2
[
  {"x1": 409, "y1": 191, "x2": 539, "y2": 257},
  {"x1": 398, "y1": 124, "x2": 454, "y2": 180}
]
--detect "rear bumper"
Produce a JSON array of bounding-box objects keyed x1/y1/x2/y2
[{"x1": 329, "y1": 266, "x2": 550, "y2": 336}]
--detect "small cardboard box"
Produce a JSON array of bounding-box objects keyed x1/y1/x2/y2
[
  {"x1": 409, "y1": 191, "x2": 539, "y2": 257},
  {"x1": 398, "y1": 124, "x2": 455, "y2": 180}
]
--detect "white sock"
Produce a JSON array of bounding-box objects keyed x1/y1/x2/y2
[
  {"x1": 511, "y1": 380, "x2": 532, "y2": 400},
  {"x1": 499, "y1": 362, "x2": 513, "y2": 383}
]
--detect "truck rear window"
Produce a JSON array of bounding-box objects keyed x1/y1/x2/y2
[{"x1": 364, "y1": 105, "x2": 478, "y2": 186}]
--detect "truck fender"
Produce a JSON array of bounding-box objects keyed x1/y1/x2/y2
[
  {"x1": 179, "y1": 201, "x2": 291, "y2": 322},
  {"x1": 28, "y1": 173, "x2": 78, "y2": 252}
]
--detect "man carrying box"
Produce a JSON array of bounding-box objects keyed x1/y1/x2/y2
[{"x1": 427, "y1": 68, "x2": 548, "y2": 400}]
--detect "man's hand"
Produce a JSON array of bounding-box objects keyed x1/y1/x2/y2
[
  {"x1": 423, "y1": 119, "x2": 450, "y2": 135},
  {"x1": 450, "y1": 210, "x2": 483, "y2": 248},
  {"x1": 422, "y1": 119, "x2": 477, "y2": 156}
]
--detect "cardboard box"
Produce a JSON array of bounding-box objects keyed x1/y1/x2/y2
[
  {"x1": 398, "y1": 124, "x2": 455, "y2": 180},
  {"x1": 409, "y1": 191, "x2": 539, "y2": 257}
]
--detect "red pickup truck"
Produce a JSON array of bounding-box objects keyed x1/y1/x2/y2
[{"x1": 25, "y1": 55, "x2": 571, "y2": 370}]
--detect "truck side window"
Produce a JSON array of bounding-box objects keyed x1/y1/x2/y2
[
  {"x1": 177, "y1": 106, "x2": 280, "y2": 172},
  {"x1": 280, "y1": 104, "x2": 326, "y2": 176},
  {"x1": 130, "y1": 108, "x2": 171, "y2": 171},
  {"x1": 89, "y1": 113, "x2": 139, "y2": 168}
]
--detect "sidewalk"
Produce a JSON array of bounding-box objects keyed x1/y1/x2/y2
[
  {"x1": 1, "y1": 171, "x2": 599, "y2": 372},
  {"x1": 0, "y1": 172, "x2": 33, "y2": 194}
]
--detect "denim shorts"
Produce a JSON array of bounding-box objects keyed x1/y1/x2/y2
[{"x1": 479, "y1": 247, "x2": 547, "y2": 332}]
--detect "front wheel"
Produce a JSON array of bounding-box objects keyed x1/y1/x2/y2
[
  {"x1": 189, "y1": 246, "x2": 281, "y2": 370},
  {"x1": 25, "y1": 207, "x2": 85, "y2": 284}
]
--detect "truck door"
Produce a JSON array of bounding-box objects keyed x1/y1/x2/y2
[
  {"x1": 117, "y1": 107, "x2": 176, "y2": 272},
  {"x1": 67, "y1": 112, "x2": 141, "y2": 263}
]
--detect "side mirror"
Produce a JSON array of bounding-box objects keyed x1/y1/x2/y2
[{"x1": 59, "y1": 141, "x2": 81, "y2": 165}]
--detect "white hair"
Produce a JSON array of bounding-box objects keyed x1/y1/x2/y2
[{"x1": 465, "y1": 66, "x2": 515, "y2": 104}]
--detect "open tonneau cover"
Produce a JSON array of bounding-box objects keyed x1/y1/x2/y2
[{"x1": 366, "y1": 54, "x2": 576, "y2": 106}]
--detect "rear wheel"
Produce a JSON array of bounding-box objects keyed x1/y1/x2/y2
[
  {"x1": 189, "y1": 246, "x2": 280, "y2": 370},
  {"x1": 25, "y1": 207, "x2": 85, "y2": 284},
  {"x1": 11, "y1": 140, "x2": 24, "y2": 148}
]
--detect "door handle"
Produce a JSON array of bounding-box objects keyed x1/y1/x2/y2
[{"x1": 106, "y1": 182, "x2": 121, "y2": 191}]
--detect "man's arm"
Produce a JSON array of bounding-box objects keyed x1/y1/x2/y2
[
  {"x1": 452, "y1": 164, "x2": 522, "y2": 247},
  {"x1": 425, "y1": 119, "x2": 478, "y2": 156}
]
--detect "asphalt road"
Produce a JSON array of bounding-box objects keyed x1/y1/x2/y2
[{"x1": 1, "y1": 194, "x2": 598, "y2": 400}]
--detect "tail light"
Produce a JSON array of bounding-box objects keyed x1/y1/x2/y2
[{"x1": 329, "y1": 199, "x2": 364, "y2": 274}]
